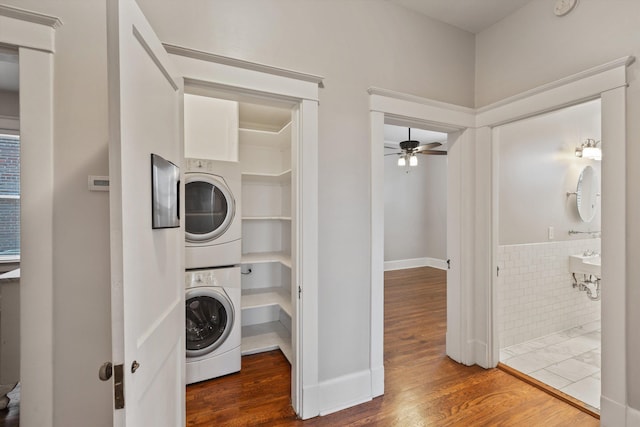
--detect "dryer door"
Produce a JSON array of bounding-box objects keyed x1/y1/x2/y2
[
  {"x1": 185, "y1": 287, "x2": 235, "y2": 358},
  {"x1": 185, "y1": 173, "x2": 235, "y2": 243}
]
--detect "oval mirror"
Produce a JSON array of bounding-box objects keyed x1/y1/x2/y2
[{"x1": 576, "y1": 165, "x2": 599, "y2": 222}]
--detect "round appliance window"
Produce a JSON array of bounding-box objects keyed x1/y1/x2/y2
[
  {"x1": 185, "y1": 174, "x2": 235, "y2": 243},
  {"x1": 185, "y1": 288, "x2": 234, "y2": 358}
]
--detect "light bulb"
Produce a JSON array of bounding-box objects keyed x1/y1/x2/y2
[
  {"x1": 397, "y1": 156, "x2": 406, "y2": 167},
  {"x1": 582, "y1": 146, "x2": 602, "y2": 161},
  {"x1": 409, "y1": 154, "x2": 418, "y2": 166}
]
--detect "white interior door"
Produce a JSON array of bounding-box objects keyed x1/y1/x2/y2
[{"x1": 107, "y1": 0, "x2": 185, "y2": 425}]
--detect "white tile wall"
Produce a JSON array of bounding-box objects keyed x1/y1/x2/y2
[{"x1": 497, "y1": 239, "x2": 601, "y2": 348}]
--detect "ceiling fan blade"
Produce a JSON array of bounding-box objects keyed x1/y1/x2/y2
[
  {"x1": 384, "y1": 152, "x2": 401, "y2": 156},
  {"x1": 415, "y1": 142, "x2": 443, "y2": 152},
  {"x1": 417, "y1": 150, "x2": 447, "y2": 156}
]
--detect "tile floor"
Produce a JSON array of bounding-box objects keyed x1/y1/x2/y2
[{"x1": 500, "y1": 320, "x2": 601, "y2": 410}]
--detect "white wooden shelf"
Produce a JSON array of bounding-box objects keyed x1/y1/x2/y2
[
  {"x1": 241, "y1": 252, "x2": 292, "y2": 269},
  {"x1": 242, "y1": 216, "x2": 291, "y2": 221},
  {"x1": 242, "y1": 169, "x2": 291, "y2": 183},
  {"x1": 241, "y1": 286, "x2": 292, "y2": 318},
  {"x1": 241, "y1": 321, "x2": 293, "y2": 364}
]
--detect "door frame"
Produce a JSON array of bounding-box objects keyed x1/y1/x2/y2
[
  {"x1": 164, "y1": 44, "x2": 322, "y2": 419},
  {"x1": 479, "y1": 56, "x2": 633, "y2": 425},
  {"x1": 369, "y1": 88, "x2": 477, "y2": 397},
  {"x1": 0, "y1": 5, "x2": 61, "y2": 427}
]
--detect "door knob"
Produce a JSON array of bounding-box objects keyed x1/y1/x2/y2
[{"x1": 98, "y1": 362, "x2": 113, "y2": 381}]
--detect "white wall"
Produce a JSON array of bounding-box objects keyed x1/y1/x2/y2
[
  {"x1": 476, "y1": 0, "x2": 640, "y2": 410},
  {"x1": 136, "y1": 0, "x2": 476, "y2": 386},
  {"x1": 384, "y1": 148, "x2": 447, "y2": 263},
  {"x1": 1, "y1": 1, "x2": 112, "y2": 426},
  {"x1": 497, "y1": 100, "x2": 601, "y2": 245}
]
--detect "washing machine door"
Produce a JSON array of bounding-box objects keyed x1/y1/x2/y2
[
  {"x1": 184, "y1": 173, "x2": 235, "y2": 243},
  {"x1": 185, "y1": 287, "x2": 235, "y2": 358}
]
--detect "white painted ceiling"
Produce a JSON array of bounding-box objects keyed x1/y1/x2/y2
[
  {"x1": 238, "y1": 103, "x2": 291, "y2": 133},
  {"x1": 390, "y1": 0, "x2": 533, "y2": 34}
]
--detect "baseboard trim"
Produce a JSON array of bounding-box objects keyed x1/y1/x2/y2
[
  {"x1": 301, "y1": 383, "x2": 320, "y2": 420},
  {"x1": 473, "y1": 340, "x2": 491, "y2": 368},
  {"x1": 600, "y1": 395, "x2": 626, "y2": 426},
  {"x1": 371, "y1": 365, "x2": 384, "y2": 398},
  {"x1": 384, "y1": 257, "x2": 447, "y2": 271},
  {"x1": 318, "y1": 370, "x2": 373, "y2": 416},
  {"x1": 627, "y1": 405, "x2": 640, "y2": 427}
]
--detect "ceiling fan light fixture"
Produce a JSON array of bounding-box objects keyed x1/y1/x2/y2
[
  {"x1": 397, "y1": 155, "x2": 406, "y2": 167},
  {"x1": 409, "y1": 154, "x2": 418, "y2": 167}
]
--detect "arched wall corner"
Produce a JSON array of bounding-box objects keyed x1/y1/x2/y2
[{"x1": 0, "y1": 5, "x2": 61, "y2": 427}]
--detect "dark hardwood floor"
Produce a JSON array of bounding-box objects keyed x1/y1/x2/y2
[{"x1": 187, "y1": 267, "x2": 599, "y2": 426}]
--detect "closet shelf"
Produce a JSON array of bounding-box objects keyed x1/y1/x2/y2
[
  {"x1": 242, "y1": 169, "x2": 291, "y2": 183},
  {"x1": 241, "y1": 321, "x2": 292, "y2": 364},
  {"x1": 241, "y1": 252, "x2": 292, "y2": 268},
  {"x1": 242, "y1": 286, "x2": 292, "y2": 318},
  {"x1": 242, "y1": 216, "x2": 291, "y2": 221}
]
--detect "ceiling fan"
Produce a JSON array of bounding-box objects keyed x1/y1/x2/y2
[{"x1": 385, "y1": 128, "x2": 446, "y2": 166}]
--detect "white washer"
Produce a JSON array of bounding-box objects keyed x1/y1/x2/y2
[
  {"x1": 184, "y1": 158, "x2": 241, "y2": 269},
  {"x1": 185, "y1": 266, "x2": 241, "y2": 384}
]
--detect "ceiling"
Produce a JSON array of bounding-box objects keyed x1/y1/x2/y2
[
  {"x1": 238, "y1": 103, "x2": 291, "y2": 133},
  {"x1": 389, "y1": 0, "x2": 533, "y2": 34}
]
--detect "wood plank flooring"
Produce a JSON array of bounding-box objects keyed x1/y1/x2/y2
[{"x1": 187, "y1": 267, "x2": 599, "y2": 426}]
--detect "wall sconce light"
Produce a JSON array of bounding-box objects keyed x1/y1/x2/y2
[{"x1": 575, "y1": 139, "x2": 601, "y2": 161}]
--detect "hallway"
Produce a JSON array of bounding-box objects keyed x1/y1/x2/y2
[{"x1": 186, "y1": 267, "x2": 598, "y2": 426}]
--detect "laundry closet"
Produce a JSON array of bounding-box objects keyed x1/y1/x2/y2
[{"x1": 183, "y1": 92, "x2": 296, "y2": 385}]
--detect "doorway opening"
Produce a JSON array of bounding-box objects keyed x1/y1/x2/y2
[
  {"x1": 494, "y1": 99, "x2": 602, "y2": 414},
  {"x1": 0, "y1": 47, "x2": 20, "y2": 426},
  {"x1": 181, "y1": 84, "x2": 303, "y2": 415}
]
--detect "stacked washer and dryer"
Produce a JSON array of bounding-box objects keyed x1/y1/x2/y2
[{"x1": 184, "y1": 158, "x2": 242, "y2": 384}]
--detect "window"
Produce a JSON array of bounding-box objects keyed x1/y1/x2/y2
[{"x1": 0, "y1": 134, "x2": 20, "y2": 259}]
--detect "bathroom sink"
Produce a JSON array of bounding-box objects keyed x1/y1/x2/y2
[{"x1": 569, "y1": 253, "x2": 601, "y2": 277}]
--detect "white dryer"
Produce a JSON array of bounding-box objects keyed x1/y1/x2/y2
[
  {"x1": 184, "y1": 158, "x2": 241, "y2": 269},
  {"x1": 185, "y1": 266, "x2": 241, "y2": 384}
]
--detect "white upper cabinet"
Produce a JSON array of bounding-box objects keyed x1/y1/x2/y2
[{"x1": 184, "y1": 94, "x2": 239, "y2": 161}]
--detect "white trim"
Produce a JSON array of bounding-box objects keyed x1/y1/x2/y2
[
  {"x1": 370, "y1": 56, "x2": 633, "y2": 422},
  {"x1": 627, "y1": 406, "x2": 640, "y2": 427},
  {"x1": 0, "y1": 7, "x2": 60, "y2": 53},
  {"x1": 476, "y1": 56, "x2": 633, "y2": 115},
  {"x1": 0, "y1": 5, "x2": 61, "y2": 28},
  {"x1": 370, "y1": 91, "x2": 472, "y2": 401},
  {"x1": 383, "y1": 257, "x2": 447, "y2": 271},
  {"x1": 483, "y1": 61, "x2": 632, "y2": 425},
  {"x1": 168, "y1": 46, "x2": 320, "y2": 420},
  {"x1": 13, "y1": 35, "x2": 57, "y2": 427},
  {"x1": 601, "y1": 395, "x2": 626, "y2": 427},
  {"x1": 164, "y1": 44, "x2": 324, "y2": 87},
  {"x1": 317, "y1": 370, "x2": 372, "y2": 416},
  {"x1": 167, "y1": 46, "x2": 322, "y2": 103},
  {"x1": 476, "y1": 56, "x2": 634, "y2": 127}
]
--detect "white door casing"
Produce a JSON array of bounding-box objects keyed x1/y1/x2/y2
[
  {"x1": 107, "y1": 0, "x2": 184, "y2": 425},
  {"x1": 369, "y1": 88, "x2": 477, "y2": 391},
  {"x1": 165, "y1": 45, "x2": 322, "y2": 419},
  {"x1": 0, "y1": 5, "x2": 60, "y2": 427}
]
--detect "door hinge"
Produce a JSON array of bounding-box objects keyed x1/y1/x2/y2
[
  {"x1": 497, "y1": 266, "x2": 500, "y2": 277},
  {"x1": 447, "y1": 259, "x2": 451, "y2": 270},
  {"x1": 114, "y1": 363, "x2": 125, "y2": 410},
  {"x1": 298, "y1": 286, "x2": 302, "y2": 299}
]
